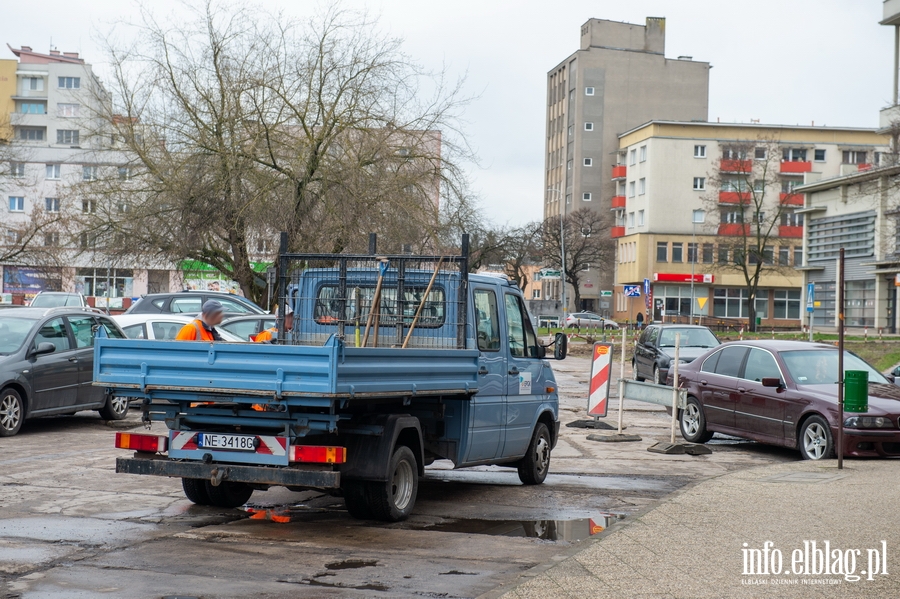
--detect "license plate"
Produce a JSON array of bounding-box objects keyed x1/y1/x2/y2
[{"x1": 197, "y1": 433, "x2": 257, "y2": 451}]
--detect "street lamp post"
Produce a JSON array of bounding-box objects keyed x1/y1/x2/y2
[
  {"x1": 690, "y1": 209, "x2": 706, "y2": 324},
  {"x1": 547, "y1": 187, "x2": 567, "y2": 318}
]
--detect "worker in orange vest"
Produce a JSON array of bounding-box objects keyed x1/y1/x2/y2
[
  {"x1": 255, "y1": 304, "x2": 293, "y2": 343},
  {"x1": 175, "y1": 299, "x2": 226, "y2": 341}
]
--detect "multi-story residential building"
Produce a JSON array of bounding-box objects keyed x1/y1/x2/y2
[
  {"x1": 543, "y1": 17, "x2": 709, "y2": 314},
  {"x1": 612, "y1": 121, "x2": 888, "y2": 327}
]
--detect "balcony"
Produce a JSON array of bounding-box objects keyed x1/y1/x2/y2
[
  {"x1": 720, "y1": 159, "x2": 752, "y2": 173},
  {"x1": 779, "y1": 193, "x2": 804, "y2": 206},
  {"x1": 611, "y1": 195, "x2": 626, "y2": 209},
  {"x1": 611, "y1": 226, "x2": 626, "y2": 238},
  {"x1": 718, "y1": 223, "x2": 750, "y2": 236},
  {"x1": 611, "y1": 165, "x2": 627, "y2": 180},
  {"x1": 779, "y1": 225, "x2": 803, "y2": 238},
  {"x1": 780, "y1": 161, "x2": 811, "y2": 174},
  {"x1": 718, "y1": 191, "x2": 751, "y2": 204}
]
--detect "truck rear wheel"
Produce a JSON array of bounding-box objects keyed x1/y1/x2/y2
[
  {"x1": 205, "y1": 481, "x2": 254, "y2": 508},
  {"x1": 518, "y1": 422, "x2": 551, "y2": 485},
  {"x1": 182, "y1": 478, "x2": 212, "y2": 505},
  {"x1": 342, "y1": 481, "x2": 373, "y2": 520},
  {"x1": 367, "y1": 445, "x2": 418, "y2": 522}
]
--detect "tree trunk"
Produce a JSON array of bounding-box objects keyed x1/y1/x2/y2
[{"x1": 747, "y1": 290, "x2": 757, "y2": 332}]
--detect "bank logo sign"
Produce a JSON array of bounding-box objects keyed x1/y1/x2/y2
[{"x1": 742, "y1": 541, "x2": 888, "y2": 585}]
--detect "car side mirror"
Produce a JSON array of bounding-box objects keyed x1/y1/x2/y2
[
  {"x1": 887, "y1": 374, "x2": 896, "y2": 384},
  {"x1": 892, "y1": 367, "x2": 900, "y2": 377},
  {"x1": 31, "y1": 342, "x2": 56, "y2": 357},
  {"x1": 761, "y1": 377, "x2": 783, "y2": 389},
  {"x1": 553, "y1": 332, "x2": 568, "y2": 360}
]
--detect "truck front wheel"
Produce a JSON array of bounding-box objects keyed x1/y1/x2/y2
[
  {"x1": 367, "y1": 445, "x2": 418, "y2": 522},
  {"x1": 518, "y1": 423, "x2": 551, "y2": 485}
]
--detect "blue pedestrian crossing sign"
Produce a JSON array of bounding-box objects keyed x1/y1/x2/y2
[
  {"x1": 806, "y1": 283, "x2": 815, "y2": 313},
  {"x1": 624, "y1": 285, "x2": 641, "y2": 298}
]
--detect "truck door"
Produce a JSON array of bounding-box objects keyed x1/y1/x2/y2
[
  {"x1": 464, "y1": 287, "x2": 505, "y2": 463},
  {"x1": 503, "y1": 292, "x2": 545, "y2": 458}
]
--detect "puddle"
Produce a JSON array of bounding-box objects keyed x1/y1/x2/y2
[
  {"x1": 326, "y1": 559, "x2": 379, "y2": 570},
  {"x1": 412, "y1": 513, "x2": 624, "y2": 542}
]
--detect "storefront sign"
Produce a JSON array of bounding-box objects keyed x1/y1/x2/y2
[{"x1": 653, "y1": 273, "x2": 714, "y2": 283}]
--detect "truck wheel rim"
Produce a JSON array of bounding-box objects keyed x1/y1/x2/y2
[
  {"x1": 110, "y1": 396, "x2": 128, "y2": 415},
  {"x1": 535, "y1": 435, "x2": 550, "y2": 473},
  {"x1": 803, "y1": 423, "x2": 827, "y2": 459},
  {"x1": 392, "y1": 460, "x2": 414, "y2": 511},
  {"x1": 683, "y1": 404, "x2": 700, "y2": 436},
  {"x1": 0, "y1": 394, "x2": 20, "y2": 430}
]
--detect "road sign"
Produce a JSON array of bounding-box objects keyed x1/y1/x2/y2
[
  {"x1": 643, "y1": 278, "x2": 651, "y2": 295},
  {"x1": 623, "y1": 285, "x2": 641, "y2": 298},
  {"x1": 600, "y1": 290, "x2": 613, "y2": 297},
  {"x1": 697, "y1": 297, "x2": 708, "y2": 310},
  {"x1": 588, "y1": 343, "x2": 613, "y2": 417},
  {"x1": 806, "y1": 283, "x2": 815, "y2": 313}
]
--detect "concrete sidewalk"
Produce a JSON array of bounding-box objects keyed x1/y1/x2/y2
[{"x1": 489, "y1": 459, "x2": 900, "y2": 599}]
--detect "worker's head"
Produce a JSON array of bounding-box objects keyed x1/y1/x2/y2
[{"x1": 201, "y1": 299, "x2": 226, "y2": 326}]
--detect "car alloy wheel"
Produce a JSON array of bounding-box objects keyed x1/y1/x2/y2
[
  {"x1": 803, "y1": 422, "x2": 829, "y2": 460},
  {"x1": 682, "y1": 403, "x2": 701, "y2": 437}
]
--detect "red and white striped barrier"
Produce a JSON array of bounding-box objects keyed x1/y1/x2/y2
[{"x1": 588, "y1": 343, "x2": 613, "y2": 417}]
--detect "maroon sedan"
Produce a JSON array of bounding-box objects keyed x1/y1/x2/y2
[{"x1": 668, "y1": 340, "x2": 900, "y2": 460}]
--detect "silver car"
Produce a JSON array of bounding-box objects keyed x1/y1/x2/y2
[{"x1": 565, "y1": 312, "x2": 619, "y2": 329}]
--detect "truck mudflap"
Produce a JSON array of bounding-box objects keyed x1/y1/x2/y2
[{"x1": 116, "y1": 456, "x2": 340, "y2": 489}]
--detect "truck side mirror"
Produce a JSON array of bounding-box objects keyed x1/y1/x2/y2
[{"x1": 553, "y1": 332, "x2": 567, "y2": 360}]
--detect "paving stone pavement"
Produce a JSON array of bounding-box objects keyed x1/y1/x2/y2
[{"x1": 488, "y1": 458, "x2": 900, "y2": 599}]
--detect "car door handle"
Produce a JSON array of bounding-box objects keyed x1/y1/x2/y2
[
  {"x1": 700, "y1": 379, "x2": 708, "y2": 386},
  {"x1": 478, "y1": 366, "x2": 489, "y2": 375},
  {"x1": 737, "y1": 387, "x2": 747, "y2": 393},
  {"x1": 509, "y1": 367, "x2": 520, "y2": 375},
  {"x1": 68, "y1": 357, "x2": 79, "y2": 363}
]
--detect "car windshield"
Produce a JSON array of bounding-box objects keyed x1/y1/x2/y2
[
  {"x1": 0, "y1": 315, "x2": 40, "y2": 354},
  {"x1": 781, "y1": 349, "x2": 889, "y2": 385},
  {"x1": 31, "y1": 294, "x2": 79, "y2": 308},
  {"x1": 658, "y1": 328, "x2": 718, "y2": 348}
]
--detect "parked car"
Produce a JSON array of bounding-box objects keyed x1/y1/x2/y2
[
  {"x1": 888, "y1": 365, "x2": 900, "y2": 386},
  {"x1": 112, "y1": 314, "x2": 245, "y2": 343},
  {"x1": 29, "y1": 292, "x2": 87, "y2": 308},
  {"x1": 565, "y1": 312, "x2": 619, "y2": 330},
  {"x1": 670, "y1": 340, "x2": 900, "y2": 460},
  {"x1": 125, "y1": 291, "x2": 265, "y2": 316},
  {"x1": 0, "y1": 307, "x2": 130, "y2": 437},
  {"x1": 633, "y1": 324, "x2": 720, "y2": 384},
  {"x1": 220, "y1": 314, "x2": 277, "y2": 341}
]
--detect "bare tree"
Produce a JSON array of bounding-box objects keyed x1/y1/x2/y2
[{"x1": 541, "y1": 208, "x2": 614, "y2": 309}]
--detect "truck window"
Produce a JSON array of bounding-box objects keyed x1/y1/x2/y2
[
  {"x1": 504, "y1": 293, "x2": 539, "y2": 358},
  {"x1": 474, "y1": 289, "x2": 500, "y2": 351}
]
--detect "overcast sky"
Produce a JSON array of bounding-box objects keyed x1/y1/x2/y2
[{"x1": 2, "y1": 1, "x2": 894, "y2": 226}]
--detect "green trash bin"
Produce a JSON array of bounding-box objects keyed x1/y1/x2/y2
[{"x1": 844, "y1": 370, "x2": 868, "y2": 413}]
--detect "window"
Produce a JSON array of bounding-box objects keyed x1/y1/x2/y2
[
  {"x1": 46, "y1": 164, "x2": 60, "y2": 179},
  {"x1": 722, "y1": 147, "x2": 747, "y2": 160},
  {"x1": 118, "y1": 167, "x2": 132, "y2": 181},
  {"x1": 117, "y1": 202, "x2": 130, "y2": 214},
  {"x1": 639, "y1": 146, "x2": 647, "y2": 162},
  {"x1": 718, "y1": 247, "x2": 730, "y2": 264},
  {"x1": 781, "y1": 212, "x2": 803, "y2": 227},
  {"x1": 721, "y1": 211, "x2": 743, "y2": 224},
  {"x1": 585, "y1": 86, "x2": 594, "y2": 96},
  {"x1": 45, "y1": 198, "x2": 60, "y2": 212},
  {"x1": 567, "y1": 159, "x2": 573, "y2": 170},
  {"x1": 568, "y1": 125, "x2": 573, "y2": 137},
  {"x1": 842, "y1": 150, "x2": 867, "y2": 165},
  {"x1": 721, "y1": 177, "x2": 749, "y2": 192},
  {"x1": 34, "y1": 318, "x2": 71, "y2": 353},
  {"x1": 628, "y1": 212, "x2": 635, "y2": 228},
  {"x1": 629, "y1": 149, "x2": 636, "y2": 165},
  {"x1": 671, "y1": 243, "x2": 683, "y2": 262},
  {"x1": 584, "y1": 122, "x2": 593, "y2": 131},
  {"x1": 753, "y1": 179, "x2": 764, "y2": 192},
  {"x1": 754, "y1": 147, "x2": 766, "y2": 160},
  {"x1": 639, "y1": 178, "x2": 646, "y2": 195},
  {"x1": 532, "y1": 289, "x2": 541, "y2": 299},
  {"x1": 19, "y1": 102, "x2": 45, "y2": 114},
  {"x1": 67, "y1": 316, "x2": 96, "y2": 349},
  {"x1": 754, "y1": 211, "x2": 766, "y2": 224},
  {"x1": 57, "y1": 129, "x2": 79, "y2": 145},
  {"x1": 58, "y1": 77, "x2": 81, "y2": 89},
  {"x1": 8, "y1": 197, "x2": 24, "y2": 212},
  {"x1": 773, "y1": 289, "x2": 801, "y2": 319},
  {"x1": 18, "y1": 127, "x2": 44, "y2": 141},
  {"x1": 693, "y1": 177, "x2": 705, "y2": 191},
  {"x1": 656, "y1": 242, "x2": 668, "y2": 262},
  {"x1": 568, "y1": 89, "x2": 574, "y2": 102},
  {"x1": 743, "y1": 349, "x2": 781, "y2": 382},
  {"x1": 793, "y1": 246, "x2": 803, "y2": 265},
  {"x1": 687, "y1": 243, "x2": 698, "y2": 263},
  {"x1": 10, "y1": 162, "x2": 24, "y2": 178},
  {"x1": 57, "y1": 103, "x2": 79, "y2": 117},
  {"x1": 807, "y1": 211, "x2": 874, "y2": 260},
  {"x1": 713, "y1": 288, "x2": 768, "y2": 318},
  {"x1": 713, "y1": 346, "x2": 749, "y2": 378},
  {"x1": 763, "y1": 246, "x2": 774, "y2": 264},
  {"x1": 781, "y1": 179, "x2": 801, "y2": 193},
  {"x1": 628, "y1": 181, "x2": 635, "y2": 197},
  {"x1": 694, "y1": 145, "x2": 706, "y2": 158},
  {"x1": 82, "y1": 166, "x2": 97, "y2": 181},
  {"x1": 82, "y1": 199, "x2": 95, "y2": 214},
  {"x1": 583, "y1": 158, "x2": 593, "y2": 167},
  {"x1": 565, "y1": 193, "x2": 571, "y2": 205},
  {"x1": 505, "y1": 293, "x2": 538, "y2": 358},
  {"x1": 778, "y1": 246, "x2": 790, "y2": 266},
  {"x1": 582, "y1": 192, "x2": 591, "y2": 201},
  {"x1": 638, "y1": 210, "x2": 645, "y2": 226},
  {"x1": 6, "y1": 230, "x2": 22, "y2": 245},
  {"x1": 702, "y1": 243, "x2": 714, "y2": 263},
  {"x1": 783, "y1": 148, "x2": 807, "y2": 162},
  {"x1": 814, "y1": 149, "x2": 826, "y2": 162},
  {"x1": 43, "y1": 232, "x2": 59, "y2": 247},
  {"x1": 845, "y1": 280, "x2": 876, "y2": 327},
  {"x1": 25, "y1": 77, "x2": 43, "y2": 91}
]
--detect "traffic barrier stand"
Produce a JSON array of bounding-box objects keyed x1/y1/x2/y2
[{"x1": 586, "y1": 326, "x2": 641, "y2": 443}]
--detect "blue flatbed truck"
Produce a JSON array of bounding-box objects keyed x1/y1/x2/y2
[{"x1": 100, "y1": 242, "x2": 567, "y2": 521}]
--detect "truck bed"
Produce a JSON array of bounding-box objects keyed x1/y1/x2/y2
[{"x1": 93, "y1": 335, "x2": 480, "y2": 401}]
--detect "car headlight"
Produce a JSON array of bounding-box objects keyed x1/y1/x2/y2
[{"x1": 843, "y1": 416, "x2": 895, "y2": 429}]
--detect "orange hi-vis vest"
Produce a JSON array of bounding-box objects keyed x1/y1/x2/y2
[
  {"x1": 254, "y1": 327, "x2": 277, "y2": 343},
  {"x1": 175, "y1": 319, "x2": 216, "y2": 341}
]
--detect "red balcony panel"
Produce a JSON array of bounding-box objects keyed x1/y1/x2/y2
[
  {"x1": 718, "y1": 191, "x2": 751, "y2": 204},
  {"x1": 720, "y1": 159, "x2": 752, "y2": 173},
  {"x1": 611, "y1": 226, "x2": 626, "y2": 238},
  {"x1": 718, "y1": 223, "x2": 750, "y2": 236},
  {"x1": 780, "y1": 161, "x2": 812, "y2": 173},
  {"x1": 611, "y1": 165, "x2": 627, "y2": 179},
  {"x1": 611, "y1": 195, "x2": 626, "y2": 209},
  {"x1": 779, "y1": 225, "x2": 803, "y2": 238},
  {"x1": 779, "y1": 192, "x2": 804, "y2": 206},
  {"x1": 858, "y1": 163, "x2": 873, "y2": 172}
]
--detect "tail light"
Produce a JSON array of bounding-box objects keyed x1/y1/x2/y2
[
  {"x1": 116, "y1": 432, "x2": 168, "y2": 453},
  {"x1": 289, "y1": 445, "x2": 347, "y2": 464}
]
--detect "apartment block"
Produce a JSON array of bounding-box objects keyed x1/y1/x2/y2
[
  {"x1": 611, "y1": 121, "x2": 888, "y2": 327},
  {"x1": 543, "y1": 17, "x2": 709, "y2": 314}
]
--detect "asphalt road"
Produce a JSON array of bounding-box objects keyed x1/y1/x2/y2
[{"x1": 0, "y1": 356, "x2": 797, "y2": 599}]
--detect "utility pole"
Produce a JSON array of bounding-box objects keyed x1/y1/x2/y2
[{"x1": 547, "y1": 187, "x2": 567, "y2": 316}]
